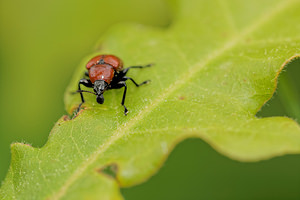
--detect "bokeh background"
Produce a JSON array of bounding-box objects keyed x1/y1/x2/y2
[{"x1": 0, "y1": 0, "x2": 299, "y2": 199}]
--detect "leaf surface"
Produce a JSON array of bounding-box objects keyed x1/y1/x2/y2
[{"x1": 1, "y1": 0, "x2": 300, "y2": 199}]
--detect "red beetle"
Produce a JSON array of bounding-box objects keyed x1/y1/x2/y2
[{"x1": 76, "y1": 54, "x2": 152, "y2": 115}]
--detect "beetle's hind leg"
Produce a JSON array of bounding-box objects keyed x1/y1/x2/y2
[
  {"x1": 121, "y1": 63, "x2": 153, "y2": 75},
  {"x1": 123, "y1": 76, "x2": 150, "y2": 87}
]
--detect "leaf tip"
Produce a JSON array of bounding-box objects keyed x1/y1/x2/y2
[
  {"x1": 10, "y1": 142, "x2": 35, "y2": 162},
  {"x1": 10, "y1": 142, "x2": 33, "y2": 150}
]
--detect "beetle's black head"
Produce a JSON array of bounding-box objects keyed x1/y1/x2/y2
[{"x1": 94, "y1": 80, "x2": 108, "y2": 104}]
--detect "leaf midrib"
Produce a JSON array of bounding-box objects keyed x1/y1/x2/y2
[{"x1": 51, "y1": 0, "x2": 295, "y2": 199}]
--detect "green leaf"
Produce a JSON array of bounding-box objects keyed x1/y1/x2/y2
[{"x1": 1, "y1": 0, "x2": 300, "y2": 199}]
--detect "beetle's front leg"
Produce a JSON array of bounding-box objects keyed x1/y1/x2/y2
[{"x1": 78, "y1": 78, "x2": 93, "y2": 110}]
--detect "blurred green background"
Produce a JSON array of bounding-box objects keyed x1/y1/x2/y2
[{"x1": 0, "y1": 0, "x2": 299, "y2": 199}]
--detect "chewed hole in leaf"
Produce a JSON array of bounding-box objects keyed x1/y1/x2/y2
[
  {"x1": 67, "y1": 105, "x2": 86, "y2": 120},
  {"x1": 97, "y1": 163, "x2": 118, "y2": 179},
  {"x1": 257, "y1": 57, "x2": 300, "y2": 122}
]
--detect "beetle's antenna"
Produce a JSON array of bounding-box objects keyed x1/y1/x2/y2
[{"x1": 72, "y1": 90, "x2": 97, "y2": 95}]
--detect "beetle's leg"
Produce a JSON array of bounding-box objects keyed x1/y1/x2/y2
[
  {"x1": 84, "y1": 71, "x2": 89, "y2": 77},
  {"x1": 123, "y1": 76, "x2": 150, "y2": 87},
  {"x1": 109, "y1": 80, "x2": 128, "y2": 115},
  {"x1": 117, "y1": 81, "x2": 128, "y2": 115},
  {"x1": 78, "y1": 78, "x2": 93, "y2": 110},
  {"x1": 121, "y1": 63, "x2": 153, "y2": 75}
]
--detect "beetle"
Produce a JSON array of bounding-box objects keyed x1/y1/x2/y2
[{"x1": 75, "y1": 54, "x2": 152, "y2": 115}]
